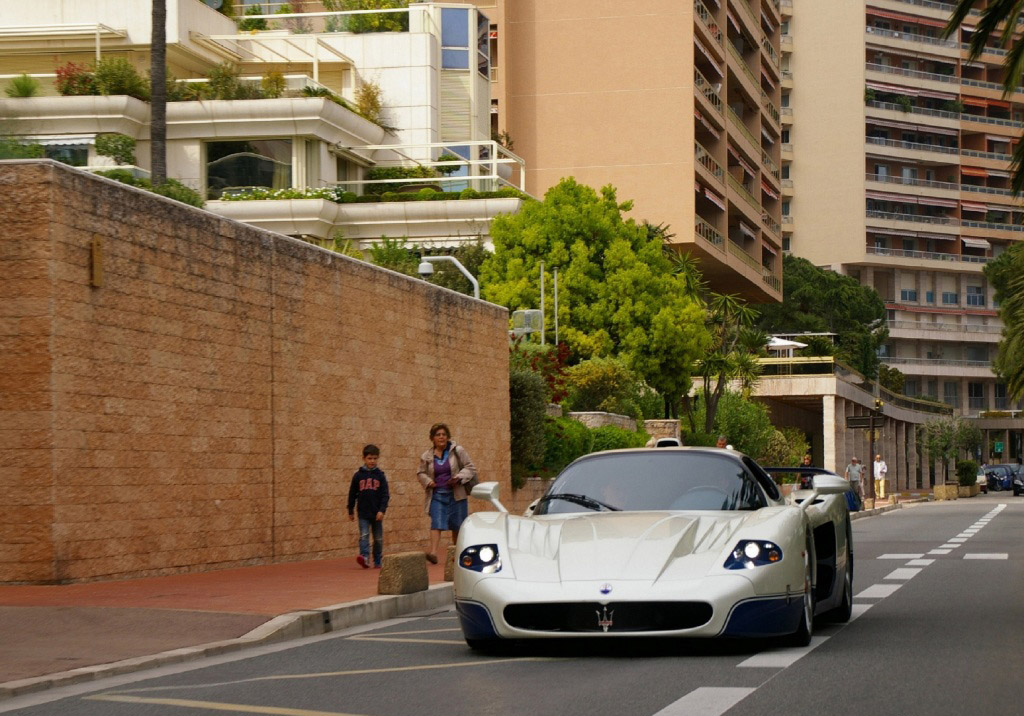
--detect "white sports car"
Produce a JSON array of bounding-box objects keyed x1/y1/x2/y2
[{"x1": 454, "y1": 447, "x2": 853, "y2": 650}]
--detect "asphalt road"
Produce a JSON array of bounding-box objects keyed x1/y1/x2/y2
[{"x1": 4, "y1": 495, "x2": 1021, "y2": 716}]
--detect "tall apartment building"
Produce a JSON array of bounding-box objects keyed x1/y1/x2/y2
[
  {"x1": 470, "y1": 0, "x2": 784, "y2": 303},
  {"x1": 782, "y1": 0, "x2": 1024, "y2": 416}
]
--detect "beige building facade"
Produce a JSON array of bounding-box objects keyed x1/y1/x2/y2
[{"x1": 782, "y1": 0, "x2": 1024, "y2": 423}]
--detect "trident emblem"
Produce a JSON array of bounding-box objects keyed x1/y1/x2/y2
[{"x1": 596, "y1": 606, "x2": 614, "y2": 632}]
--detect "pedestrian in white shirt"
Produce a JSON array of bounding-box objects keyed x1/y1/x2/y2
[{"x1": 873, "y1": 454, "x2": 888, "y2": 499}]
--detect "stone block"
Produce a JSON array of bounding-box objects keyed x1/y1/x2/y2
[
  {"x1": 377, "y1": 551, "x2": 429, "y2": 595},
  {"x1": 444, "y1": 544, "x2": 456, "y2": 582},
  {"x1": 933, "y1": 484, "x2": 959, "y2": 501}
]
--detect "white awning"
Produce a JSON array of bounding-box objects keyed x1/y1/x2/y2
[
  {"x1": 963, "y1": 238, "x2": 992, "y2": 249},
  {"x1": 704, "y1": 187, "x2": 726, "y2": 210},
  {"x1": 738, "y1": 221, "x2": 757, "y2": 239},
  {"x1": 767, "y1": 336, "x2": 807, "y2": 349},
  {"x1": 26, "y1": 134, "x2": 95, "y2": 146}
]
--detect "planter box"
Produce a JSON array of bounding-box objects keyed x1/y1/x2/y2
[
  {"x1": 957, "y1": 484, "x2": 980, "y2": 498},
  {"x1": 933, "y1": 484, "x2": 959, "y2": 501}
]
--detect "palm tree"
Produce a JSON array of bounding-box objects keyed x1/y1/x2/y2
[
  {"x1": 151, "y1": 0, "x2": 167, "y2": 186},
  {"x1": 943, "y1": 1, "x2": 1024, "y2": 194}
]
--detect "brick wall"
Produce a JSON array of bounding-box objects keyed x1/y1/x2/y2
[{"x1": 0, "y1": 161, "x2": 511, "y2": 584}]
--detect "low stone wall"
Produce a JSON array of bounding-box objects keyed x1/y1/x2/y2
[
  {"x1": 510, "y1": 476, "x2": 550, "y2": 515},
  {"x1": 933, "y1": 483, "x2": 960, "y2": 501},
  {"x1": 567, "y1": 411, "x2": 635, "y2": 431},
  {"x1": 644, "y1": 419, "x2": 680, "y2": 441}
]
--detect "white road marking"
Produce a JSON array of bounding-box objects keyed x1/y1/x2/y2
[
  {"x1": 906, "y1": 559, "x2": 934, "y2": 566},
  {"x1": 961, "y1": 530, "x2": 979, "y2": 535},
  {"x1": 856, "y1": 583, "x2": 903, "y2": 599},
  {"x1": 877, "y1": 553, "x2": 924, "y2": 559},
  {"x1": 652, "y1": 687, "x2": 756, "y2": 716},
  {"x1": 850, "y1": 604, "x2": 872, "y2": 621},
  {"x1": 939, "y1": 543, "x2": 961, "y2": 549},
  {"x1": 948, "y1": 538, "x2": 968, "y2": 543},
  {"x1": 928, "y1": 549, "x2": 952, "y2": 555},
  {"x1": 737, "y1": 636, "x2": 830, "y2": 669},
  {"x1": 884, "y1": 568, "x2": 922, "y2": 580},
  {"x1": 963, "y1": 553, "x2": 1008, "y2": 560}
]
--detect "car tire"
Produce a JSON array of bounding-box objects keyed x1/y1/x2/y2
[
  {"x1": 785, "y1": 537, "x2": 814, "y2": 647},
  {"x1": 466, "y1": 638, "x2": 507, "y2": 654},
  {"x1": 823, "y1": 547, "x2": 853, "y2": 624}
]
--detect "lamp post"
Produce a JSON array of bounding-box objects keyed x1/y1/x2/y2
[{"x1": 417, "y1": 256, "x2": 480, "y2": 299}]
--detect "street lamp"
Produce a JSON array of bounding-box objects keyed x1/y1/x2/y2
[{"x1": 417, "y1": 256, "x2": 480, "y2": 299}]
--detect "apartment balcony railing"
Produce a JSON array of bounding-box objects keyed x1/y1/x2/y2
[
  {"x1": 781, "y1": 143, "x2": 793, "y2": 153},
  {"x1": 782, "y1": 179, "x2": 793, "y2": 189},
  {"x1": 962, "y1": 219, "x2": 1024, "y2": 233},
  {"x1": 781, "y1": 107, "x2": 792, "y2": 116},
  {"x1": 728, "y1": 41, "x2": 760, "y2": 91},
  {"x1": 728, "y1": 173, "x2": 762, "y2": 211},
  {"x1": 961, "y1": 183, "x2": 1015, "y2": 196},
  {"x1": 865, "y1": 63, "x2": 957, "y2": 84},
  {"x1": 728, "y1": 106, "x2": 761, "y2": 150},
  {"x1": 961, "y1": 148, "x2": 1011, "y2": 161},
  {"x1": 963, "y1": 42, "x2": 1008, "y2": 57},
  {"x1": 886, "y1": 0, "x2": 957, "y2": 12},
  {"x1": 695, "y1": 142, "x2": 725, "y2": 184},
  {"x1": 865, "y1": 172, "x2": 958, "y2": 191},
  {"x1": 694, "y1": 67, "x2": 724, "y2": 115},
  {"x1": 696, "y1": 216, "x2": 725, "y2": 250},
  {"x1": 961, "y1": 77, "x2": 1024, "y2": 95},
  {"x1": 694, "y1": 0, "x2": 722, "y2": 44},
  {"x1": 728, "y1": 239, "x2": 764, "y2": 272},
  {"x1": 888, "y1": 320, "x2": 1002, "y2": 334},
  {"x1": 885, "y1": 357, "x2": 991, "y2": 369},
  {"x1": 866, "y1": 245, "x2": 993, "y2": 264},
  {"x1": 865, "y1": 26, "x2": 959, "y2": 49},
  {"x1": 865, "y1": 99, "x2": 959, "y2": 121},
  {"x1": 781, "y1": 70, "x2": 792, "y2": 80},
  {"x1": 866, "y1": 210, "x2": 958, "y2": 226},
  {"x1": 761, "y1": 89, "x2": 780, "y2": 124},
  {"x1": 731, "y1": 0, "x2": 760, "y2": 35},
  {"x1": 762, "y1": 150, "x2": 781, "y2": 180},
  {"x1": 959, "y1": 112, "x2": 1024, "y2": 129},
  {"x1": 762, "y1": 268, "x2": 781, "y2": 292},
  {"x1": 762, "y1": 212, "x2": 781, "y2": 236},
  {"x1": 782, "y1": 214, "x2": 793, "y2": 224},
  {"x1": 866, "y1": 136, "x2": 959, "y2": 155},
  {"x1": 761, "y1": 35, "x2": 780, "y2": 68}
]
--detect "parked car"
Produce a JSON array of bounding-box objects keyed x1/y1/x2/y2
[
  {"x1": 984, "y1": 465, "x2": 1014, "y2": 492},
  {"x1": 976, "y1": 467, "x2": 989, "y2": 494},
  {"x1": 653, "y1": 437, "x2": 682, "y2": 448},
  {"x1": 988, "y1": 463, "x2": 1023, "y2": 495}
]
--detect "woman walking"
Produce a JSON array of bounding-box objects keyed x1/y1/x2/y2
[{"x1": 418, "y1": 423, "x2": 477, "y2": 564}]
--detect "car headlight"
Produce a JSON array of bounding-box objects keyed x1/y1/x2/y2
[
  {"x1": 724, "y1": 540, "x2": 783, "y2": 570},
  {"x1": 460, "y1": 544, "x2": 501, "y2": 574}
]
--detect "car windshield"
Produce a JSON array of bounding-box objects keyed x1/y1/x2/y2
[{"x1": 533, "y1": 452, "x2": 767, "y2": 515}]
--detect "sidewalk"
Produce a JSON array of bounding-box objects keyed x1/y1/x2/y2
[{"x1": 0, "y1": 556, "x2": 451, "y2": 699}]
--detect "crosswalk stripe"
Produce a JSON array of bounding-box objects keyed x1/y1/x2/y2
[
  {"x1": 652, "y1": 687, "x2": 757, "y2": 715},
  {"x1": 963, "y1": 553, "x2": 1008, "y2": 560},
  {"x1": 737, "y1": 636, "x2": 830, "y2": 669},
  {"x1": 856, "y1": 583, "x2": 903, "y2": 599}
]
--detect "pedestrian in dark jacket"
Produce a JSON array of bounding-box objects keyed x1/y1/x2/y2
[{"x1": 348, "y1": 444, "x2": 390, "y2": 568}]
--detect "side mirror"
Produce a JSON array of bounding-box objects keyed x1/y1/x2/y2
[
  {"x1": 812, "y1": 475, "x2": 851, "y2": 495},
  {"x1": 470, "y1": 481, "x2": 508, "y2": 513}
]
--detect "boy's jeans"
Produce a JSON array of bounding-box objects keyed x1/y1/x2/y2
[{"x1": 358, "y1": 518, "x2": 383, "y2": 567}]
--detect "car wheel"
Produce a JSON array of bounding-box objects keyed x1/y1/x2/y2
[
  {"x1": 466, "y1": 638, "x2": 507, "y2": 654},
  {"x1": 785, "y1": 538, "x2": 814, "y2": 647},
  {"x1": 823, "y1": 546, "x2": 853, "y2": 624}
]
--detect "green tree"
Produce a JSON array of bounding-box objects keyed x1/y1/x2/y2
[
  {"x1": 877, "y1": 364, "x2": 906, "y2": 395},
  {"x1": 323, "y1": 1, "x2": 410, "y2": 33},
  {"x1": 480, "y1": 179, "x2": 710, "y2": 414},
  {"x1": 944, "y1": 2, "x2": 1024, "y2": 194},
  {"x1": 756, "y1": 254, "x2": 888, "y2": 378},
  {"x1": 985, "y1": 242, "x2": 1024, "y2": 399},
  {"x1": 921, "y1": 416, "x2": 983, "y2": 482},
  {"x1": 689, "y1": 390, "x2": 777, "y2": 461},
  {"x1": 565, "y1": 357, "x2": 644, "y2": 419}
]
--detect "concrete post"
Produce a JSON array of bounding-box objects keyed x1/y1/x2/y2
[
  {"x1": 822, "y1": 395, "x2": 837, "y2": 473},
  {"x1": 908, "y1": 422, "x2": 918, "y2": 490}
]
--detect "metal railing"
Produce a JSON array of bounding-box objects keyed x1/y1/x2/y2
[
  {"x1": 762, "y1": 268, "x2": 781, "y2": 292},
  {"x1": 961, "y1": 148, "x2": 1011, "y2": 161},
  {"x1": 865, "y1": 26, "x2": 959, "y2": 49},
  {"x1": 962, "y1": 219, "x2": 1024, "y2": 233},
  {"x1": 728, "y1": 173, "x2": 762, "y2": 211},
  {"x1": 762, "y1": 212, "x2": 781, "y2": 236},
  {"x1": 695, "y1": 67, "x2": 724, "y2": 115},
  {"x1": 888, "y1": 320, "x2": 1001, "y2": 334},
  {"x1": 728, "y1": 239, "x2": 764, "y2": 272},
  {"x1": 728, "y1": 41, "x2": 760, "y2": 90},
  {"x1": 762, "y1": 150, "x2": 781, "y2": 180},
  {"x1": 762, "y1": 89, "x2": 780, "y2": 124},
  {"x1": 782, "y1": 178, "x2": 793, "y2": 188},
  {"x1": 866, "y1": 210, "x2": 958, "y2": 226},
  {"x1": 964, "y1": 42, "x2": 1008, "y2": 57},
  {"x1": 961, "y1": 77, "x2": 1024, "y2": 95},
  {"x1": 866, "y1": 245, "x2": 992, "y2": 264},
  {"x1": 694, "y1": 0, "x2": 722, "y2": 44},
  {"x1": 865, "y1": 172, "x2": 958, "y2": 191},
  {"x1": 961, "y1": 183, "x2": 1015, "y2": 196},
  {"x1": 885, "y1": 357, "x2": 992, "y2": 368},
  {"x1": 866, "y1": 136, "x2": 959, "y2": 155},
  {"x1": 782, "y1": 70, "x2": 792, "y2": 80},
  {"x1": 782, "y1": 214, "x2": 794, "y2": 224},
  {"x1": 761, "y1": 35, "x2": 780, "y2": 68},
  {"x1": 728, "y1": 106, "x2": 761, "y2": 151},
  {"x1": 959, "y1": 112, "x2": 1024, "y2": 129},
  {"x1": 865, "y1": 99, "x2": 959, "y2": 121},
  {"x1": 696, "y1": 216, "x2": 725, "y2": 250},
  {"x1": 696, "y1": 142, "x2": 725, "y2": 184},
  {"x1": 865, "y1": 62, "x2": 957, "y2": 84}
]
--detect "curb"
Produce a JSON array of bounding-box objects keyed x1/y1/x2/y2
[
  {"x1": 850, "y1": 497, "x2": 927, "y2": 521},
  {"x1": 0, "y1": 583, "x2": 455, "y2": 701}
]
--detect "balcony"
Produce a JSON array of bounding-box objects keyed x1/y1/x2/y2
[
  {"x1": 866, "y1": 245, "x2": 991, "y2": 266},
  {"x1": 696, "y1": 215, "x2": 726, "y2": 252},
  {"x1": 865, "y1": 62, "x2": 957, "y2": 86},
  {"x1": 761, "y1": 35, "x2": 780, "y2": 70},
  {"x1": 866, "y1": 210, "x2": 959, "y2": 227},
  {"x1": 727, "y1": 106, "x2": 761, "y2": 158},
  {"x1": 728, "y1": 239, "x2": 763, "y2": 272},
  {"x1": 762, "y1": 211, "x2": 781, "y2": 238},
  {"x1": 762, "y1": 149, "x2": 781, "y2": 181},
  {"x1": 762, "y1": 268, "x2": 781, "y2": 292},
  {"x1": 727, "y1": 41, "x2": 761, "y2": 100},
  {"x1": 883, "y1": 356, "x2": 995, "y2": 378},
  {"x1": 694, "y1": 67, "x2": 724, "y2": 116},
  {"x1": 960, "y1": 148, "x2": 1011, "y2": 162},
  {"x1": 961, "y1": 183, "x2": 1016, "y2": 197},
  {"x1": 761, "y1": 89, "x2": 780, "y2": 125},
  {"x1": 865, "y1": 99, "x2": 959, "y2": 124},
  {"x1": 694, "y1": 0, "x2": 723, "y2": 46},
  {"x1": 961, "y1": 77, "x2": 1024, "y2": 96},
  {"x1": 961, "y1": 219, "x2": 1024, "y2": 234},
  {"x1": 865, "y1": 136, "x2": 959, "y2": 157},
  {"x1": 888, "y1": 320, "x2": 1002, "y2": 341},
  {"x1": 728, "y1": 172, "x2": 762, "y2": 213},
  {"x1": 865, "y1": 26, "x2": 959, "y2": 52},
  {"x1": 730, "y1": 0, "x2": 761, "y2": 39},
  {"x1": 696, "y1": 142, "x2": 725, "y2": 185},
  {"x1": 865, "y1": 172, "x2": 959, "y2": 193}
]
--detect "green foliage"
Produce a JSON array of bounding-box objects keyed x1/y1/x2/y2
[
  {"x1": 0, "y1": 138, "x2": 45, "y2": 159},
  {"x1": 5, "y1": 74, "x2": 40, "y2": 98},
  {"x1": 510, "y1": 369, "x2": 549, "y2": 487},
  {"x1": 759, "y1": 426, "x2": 811, "y2": 467},
  {"x1": 481, "y1": 178, "x2": 710, "y2": 415},
  {"x1": 895, "y1": 95, "x2": 913, "y2": 112},
  {"x1": 797, "y1": 335, "x2": 837, "y2": 358},
  {"x1": 543, "y1": 417, "x2": 594, "y2": 473},
  {"x1": 492, "y1": 129, "x2": 514, "y2": 150},
  {"x1": 93, "y1": 57, "x2": 149, "y2": 101},
  {"x1": 956, "y1": 459, "x2": 979, "y2": 488},
  {"x1": 239, "y1": 6, "x2": 269, "y2": 31},
  {"x1": 323, "y1": 1, "x2": 410, "y2": 33},
  {"x1": 426, "y1": 240, "x2": 488, "y2": 298},
  {"x1": 590, "y1": 425, "x2": 650, "y2": 453},
  {"x1": 219, "y1": 185, "x2": 524, "y2": 203},
  {"x1": 94, "y1": 133, "x2": 136, "y2": 166},
  {"x1": 205, "y1": 62, "x2": 263, "y2": 100},
  {"x1": 921, "y1": 416, "x2": 983, "y2": 482},
  {"x1": 435, "y1": 153, "x2": 463, "y2": 176},
  {"x1": 565, "y1": 357, "x2": 654, "y2": 420},
  {"x1": 509, "y1": 340, "x2": 569, "y2": 404},
  {"x1": 689, "y1": 390, "x2": 777, "y2": 462},
  {"x1": 864, "y1": 87, "x2": 876, "y2": 103},
  {"x1": 95, "y1": 169, "x2": 204, "y2": 208},
  {"x1": 55, "y1": 62, "x2": 97, "y2": 96},
  {"x1": 367, "y1": 236, "x2": 418, "y2": 275},
  {"x1": 878, "y1": 364, "x2": 906, "y2": 395},
  {"x1": 985, "y1": 242, "x2": 1024, "y2": 400},
  {"x1": 261, "y1": 71, "x2": 286, "y2": 99},
  {"x1": 365, "y1": 165, "x2": 437, "y2": 194},
  {"x1": 354, "y1": 80, "x2": 384, "y2": 124},
  {"x1": 301, "y1": 85, "x2": 353, "y2": 110},
  {"x1": 756, "y1": 254, "x2": 888, "y2": 379}
]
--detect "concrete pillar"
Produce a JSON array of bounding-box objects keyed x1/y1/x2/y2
[
  {"x1": 982, "y1": 429, "x2": 990, "y2": 464},
  {"x1": 823, "y1": 395, "x2": 837, "y2": 473},
  {"x1": 896, "y1": 421, "x2": 905, "y2": 492},
  {"x1": 908, "y1": 422, "x2": 919, "y2": 490}
]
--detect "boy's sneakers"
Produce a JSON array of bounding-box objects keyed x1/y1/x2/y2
[{"x1": 356, "y1": 555, "x2": 369, "y2": 569}]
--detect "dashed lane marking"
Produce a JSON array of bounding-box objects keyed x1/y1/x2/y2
[
  {"x1": 737, "y1": 635, "x2": 831, "y2": 668},
  {"x1": 939, "y1": 544, "x2": 961, "y2": 549},
  {"x1": 856, "y1": 583, "x2": 903, "y2": 599},
  {"x1": 850, "y1": 604, "x2": 872, "y2": 622},
  {"x1": 963, "y1": 553, "x2": 1008, "y2": 560},
  {"x1": 348, "y1": 636, "x2": 465, "y2": 645},
  {"x1": 906, "y1": 559, "x2": 934, "y2": 566},
  {"x1": 884, "y1": 568, "x2": 921, "y2": 580},
  {"x1": 928, "y1": 549, "x2": 952, "y2": 555},
  {"x1": 948, "y1": 538, "x2": 968, "y2": 543},
  {"x1": 652, "y1": 687, "x2": 757, "y2": 716},
  {"x1": 85, "y1": 694, "x2": 363, "y2": 716},
  {"x1": 877, "y1": 553, "x2": 924, "y2": 559}
]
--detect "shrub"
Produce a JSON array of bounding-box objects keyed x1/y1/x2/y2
[
  {"x1": 365, "y1": 165, "x2": 437, "y2": 194},
  {"x1": 566, "y1": 357, "x2": 641, "y2": 418},
  {"x1": 509, "y1": 339, "x2": 569, "y2": 404},
  {"x1": 956, "y1": 460, "x2": 979, "y2": 487},
  {"x1": 94, "y1": 133, "x2": 136, "y2": 166},
  {"x1": 355, "y1": 80, "x2": 383, "y2": 123},
  {"x1": 55, "y1": 62, "x2": 97, "y2": 96},
  {"x1": 0, "y1": 138, "x2": 45, "y2": 159},
  {"x1": 510, "y1": 369, "x2": 548, "y2": 487},
  {"x1": 301, "y1": 85, "x2": 352, "y2": 110},
  {"x1": 895, "y1": 95, "x2": 913, "y2": 112},
  {"x1": 323, "y1": 0, "x2": 410, "y2": 33},
  {"x1": 93, "y1": 57, "x2": 149, "y2": 100},
  {"x1": 95, "y1": 169, "x2": 204, "y2": 208},
  {"x1": 261, "y1": 71, "x2": 286, "y2": 99},
  {"x1": 5, "y1": 74, "x2": 40, "y2": 98},
  {"x1": 543, "y1": 417, "x2": 593, "y2": 473},
  {"x1": 239, "y1": 5, "x2": 269, "y2": 31},
  {"x1": 590, "y1": 425, "x2": 649, "y2": 453},
  {"x1": 435, "y1": 153, "x2": 463, "y2": 175}
]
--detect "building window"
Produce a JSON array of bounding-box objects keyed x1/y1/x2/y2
[
  {"x1": 966, "y1": 285, "x2": 986, "y2": 306},
  {"x1": 902, "y1": 238, "x2": 915, "y2": 252},
  {"x1": 441, "y1": 7, "x2": 470, "y2": 69},
  {"x1": 477, "y1": 11, "x2": 490, "y2": 78},
  {"x1": 925, "y1": 290, "x2": 934, "y2": 303},
  {"x1": 995, "y1": 383, "x2": 1009, "y2": 409},
  {"x1": 900, "y1": 288, "x2": 918, "y2": 301},
  {"x1": 781, "y1": 201, "x2": 790, "y2": 216},
  {"x1": 44, "y1": 144, "x2": 88, "y2": 167},
  {"x1": 905, "y1": 379, "x2": 920, "y2": 397},
  {"x1": 782, "y1": 236, "x2": 791, "y2": 252},
  {"x1": 943, "y1": 381, "x2": 959, "y2": 407},
  {"x1": 206, "y1": 139, "x2": 292, "y2": 199},
  {"x1": 966, "y1": 345, "x2": 988, "y2": 362},
  {"x1": 941, "y1": 291, "x2": 958, "y2": 305},
  {"x1": 968, "y1": 382, "x2": 985, "y2": 410}
]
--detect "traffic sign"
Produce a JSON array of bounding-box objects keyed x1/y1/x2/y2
[{"x1": 847, "y1": 416, "x2": 875, "y2": 429}]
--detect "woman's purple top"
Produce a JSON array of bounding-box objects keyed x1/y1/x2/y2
[{"x1": 433, "y1": 450, "x2": 453, "y2": 491}]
